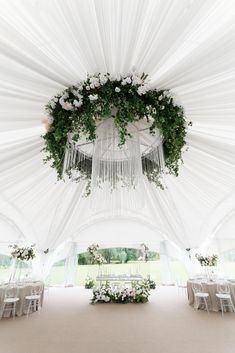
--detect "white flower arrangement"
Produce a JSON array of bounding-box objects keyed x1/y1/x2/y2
[
  {"x1": 91, "y1": 278, "x2": 154, "y2": 304},
  {"x1": 45, "y1": 73, "x2": 178, "y2": 122},
  {"x1": 195, "y1": 254, "x2": 218, "y2": 267},
  {"x1": 87, "y1": 243, "x2": 106, "y2": 265},
  {"x1": 87, "y1": 243, "x2": 99, "y2": 255},
  {"x1": 9, "y1": 244, "x2": 36, "y2": 261}
]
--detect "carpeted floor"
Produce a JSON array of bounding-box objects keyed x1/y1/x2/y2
[{"x1": 0, "y1": 286, "x2": 234, "y2": 353}]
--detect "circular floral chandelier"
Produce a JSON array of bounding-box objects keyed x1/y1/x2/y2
[{"x1": 43, "y1": 73, "x2": 188, "y2": 194}]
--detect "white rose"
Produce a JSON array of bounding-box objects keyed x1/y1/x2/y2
[
  {"x1": 115, "y1": 87, "x2": 121, "y2": 93},
  {"x1": 110, "y1": 74, "x2": 120, "y2": 82},
  {"x1": 99, "y1": 75, "x2": 108, "y2": 85},
  {"x1": 137, "y1": 86, "x2": 146, "y2": 95},
  {"x1": 90, "y1": 77, "x2": 100, "y2": 87},
  {"x1": 73, "y1": 99, "x2": 83, "y2": 108},
  {"x1": 132, "y1": 76, "x2": 142, "y2": 85},
  {"x1": 88, "y1": 94, "x2": 98, "y2": 101},
  {"x1": 137, "y1": 84, "x2": 149, "y2": 95}
]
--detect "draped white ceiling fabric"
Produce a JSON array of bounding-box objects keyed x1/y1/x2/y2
[{"x1": 0, "y1": 0, "x2": 235, "y2": 254}]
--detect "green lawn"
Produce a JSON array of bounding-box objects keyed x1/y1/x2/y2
[
  {"x1": 50, "y1": 260, "x2": 188, "y2": 286},
  {"x1": 1, "y1": 260, "x2": 235, "y2": 286}
]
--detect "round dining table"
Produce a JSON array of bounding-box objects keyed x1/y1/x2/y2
[
  {"x1": 0, "y1": 281, "x2": 44, "y2": 317},
  {"x1": 187, "y1": 280, "x2": 235, "y2": 312}
]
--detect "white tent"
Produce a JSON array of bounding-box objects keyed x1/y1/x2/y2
[{"x1": 0, "y1": 0, "x2": 234, "y2": 272}]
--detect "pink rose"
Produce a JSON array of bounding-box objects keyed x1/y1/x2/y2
[{"x1": 62, "y1": 102, "x2": 73, "y2": 111}]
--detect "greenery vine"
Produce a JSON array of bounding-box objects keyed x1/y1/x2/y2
[{"x1": 43, "y1": 73, "x2": 188, "y2": 188}]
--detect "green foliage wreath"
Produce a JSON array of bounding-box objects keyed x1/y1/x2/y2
[{"x1": 43, "y1": 73, "x2": 188, "y2": 186}]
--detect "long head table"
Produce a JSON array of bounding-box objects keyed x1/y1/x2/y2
[
  {"x1": 0, "y1": 281, "x2": 44, "y2": 317},
  {"x1": 96, "y1": 275, "x2": 143, "y2": 284},
  {"x1": 187, "y1": 280, "x2": 235, "y2": 312}
]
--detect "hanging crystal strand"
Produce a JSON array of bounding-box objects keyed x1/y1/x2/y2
[
  {"x1": 63, "y1": 131, "x2": 94, "y2": 182},
  {"x1": 9, "y1": 258, "x2": 17, "y2": 284},
  {"x1": 90, "y1": 118, "x2": 144, "y2": 214}
]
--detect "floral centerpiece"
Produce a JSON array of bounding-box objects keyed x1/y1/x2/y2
[
  {"x1": 85, "y1": 276, "x2": 95, "y2": 289},
  {"x1": 91, "y1": 278, "x2": 155, "y2": 304},
  {"x1": 91, "y1": 283, "x2": 112, "y2": 304},
  {"x1": 87, "y1": 244, "x2": 106, "y2": 265},
  {"x1": 195, "y1": 254, "x2": 218, "y2": 281},
  {"x1": 8, "y1": 244, "x2": 36, "y2": 283},
  {"x1": 195, "y1": 254, "x2": 218, "y2": 267},
  {"x1": 9, "y1": 244, "x2": 36, "y2": 261},
  {"x1": 43, "y1": 72, "x2": 189, "y2": 192}
]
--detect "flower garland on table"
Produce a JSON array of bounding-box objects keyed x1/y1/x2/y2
[
  {"x1": 9, "y1": 244, "x2": 36, "y2": 261},
  {"x1": 91, "y1": 278, "x2": 154, "y2": 304},
  {"x1": 195, "y1": 254, "x2": 218, "y2": 267},
  {"x1": 43, "y1": 72, "x2": 189, "y2": 188},
  {"x1": 87, "y1": 243, "x2": 106, "y2": 265}
]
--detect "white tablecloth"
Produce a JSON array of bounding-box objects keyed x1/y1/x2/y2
[
  {"x1": 187, "y1": 280, "x2": 235, "y2": 312},
  {"x1": 0, "y1": 281, "x2": 44, "y2": 317}
]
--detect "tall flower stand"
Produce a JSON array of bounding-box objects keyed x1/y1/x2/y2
[
  {"x1": 205, "y1": 266, "x2": 217, "y2": 281},
  {"x1": 9, "y1": 259, "x2": 23, "y2": 283},
  {"x1": 9, "y1": 259, "x2": 32, "y2": 284}
]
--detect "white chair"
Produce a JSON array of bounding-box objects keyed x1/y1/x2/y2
[
  {"x1": 216, "y1": 283, "x2": 235, "y2": 316},
  {"x1": 0, "y1": 285, "x2": 19, "y2": 319},
  {"x1": 176, "y1": 280, "x2": 187, "y2": 295},
  {"x1": 25, "y1": 284, "x2": 43, "y2": 317},
  {"x1": 192, "y1": 282, "x2": 210, "y2": 313}
]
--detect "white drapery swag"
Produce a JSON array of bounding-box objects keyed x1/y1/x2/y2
[
  {"x1": 64, "y1": 242, "x2": 78, "y2": 286},
  {"x1": 32, "y1": 245, "x2": 66, "y2": 281},
  {"x1": 0, "y1": 0, "x2": 234, "y2": 261}
]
